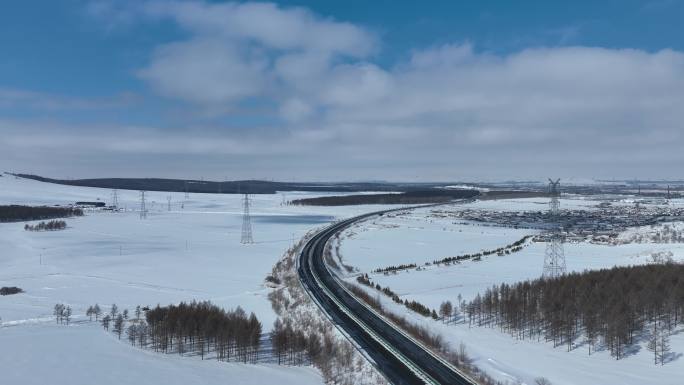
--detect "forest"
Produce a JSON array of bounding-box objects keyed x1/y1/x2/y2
[
  {"x1": 140, "y1": 301, "x2": 262, "y2": 362},
  {"x1": 0, "y1": 205, "x2": 82, "y2": 222},
  {"x1": 464, "y1": 263, "x2": 684, "y2": 364}
]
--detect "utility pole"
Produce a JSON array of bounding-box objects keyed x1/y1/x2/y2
[
  {"x1": 185, "y1": 181, "x2": 190, "y2": 199},
  {"x1": 167, "y1": 195, "x2": 172, "y2": 211},
  {"x1": 240, "y1": 194, "x2": 254, "y2": 244},
  {"x1": 139, "y1": 191, "x2": 147, "y2": 220},
  {"x1": 543, "y1": 179, "x2": 566, "y2": 279}
]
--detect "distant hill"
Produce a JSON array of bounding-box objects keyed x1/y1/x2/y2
[{"x1": 12, "y1": 174, "x2": 451, "y2": 195}]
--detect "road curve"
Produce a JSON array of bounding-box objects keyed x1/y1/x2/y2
[{"x1": 297, "y1": 204, "x2": 477, "y2": 385}]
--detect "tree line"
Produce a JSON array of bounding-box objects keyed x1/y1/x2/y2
[
  {"x1": 291, "y1": 190, "x2": 479, "y2": 206},
  {"x1": 372, "y1": 235, "x2": 532, "y2": 275},
  {"x1": 357, "y1": 274, "x2": 439, "y2": 319},
  {"x1": 430, "y1": 235, "x2": 532, "y2": 266},
  {"x1": 464, "y1": 263, "x2": 684, "y2": 364},
  {"x1": 24, "y1": 220, "x2": 67, "y2": 231},
  {"x1": 0, "y1": 205, "x2": 82, "y2": 222}
]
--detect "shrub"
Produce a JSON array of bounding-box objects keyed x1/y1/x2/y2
[
  {"x1": 0, "y1": 286, "x2": 23, "y2": 295},
  {"x1": 24, "y1": 220, "x2": 67, "y2": 231}
]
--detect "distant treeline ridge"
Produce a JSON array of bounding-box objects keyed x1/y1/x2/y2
[{"x1": 291, "y1": 190, "x2": 479, "y2": 206}]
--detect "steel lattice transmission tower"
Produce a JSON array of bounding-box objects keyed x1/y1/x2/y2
[
  {"x1": 111, "y1": 189, "x2": 119, "y2": 210},
  {"x1": 139, "y1": 191, "x2": 148, "y2": 220},
  {"x1": 240, "y1": 194, "x2": 254, "y2": 244},
  {"x1": 543, "y1": 178, "x2": 566, "y2": 279}
]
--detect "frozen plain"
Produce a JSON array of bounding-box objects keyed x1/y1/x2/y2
[
  {"x1": 339, "y1": 200, "x2": 684, "y2": 385},
  {"x1": 3, "y1": 176, "x2": 683, "y2": 385},
  {"x1": 0, "y1": 176, "x2": 396, "y2": 385}
]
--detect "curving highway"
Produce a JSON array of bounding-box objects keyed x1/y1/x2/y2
[{"x1": 297, "y1": 204, "x2": 477, "y2": 385}]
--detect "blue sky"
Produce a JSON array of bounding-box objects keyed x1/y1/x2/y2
[{"x1": 1, "y1": 1, "x2": 683, "y2": 181}]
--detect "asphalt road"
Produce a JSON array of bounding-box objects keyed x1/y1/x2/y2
[{"x1": 297, "y1": 206, "x2": 477, "y2": 385}]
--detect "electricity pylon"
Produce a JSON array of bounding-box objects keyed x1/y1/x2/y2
[
  {"x1": 111, "y1": 189, "x2": 119, "y2": 210},
  {"x1": 543, "y1": 179, "x2": 565, "y2": 279},
  {"x1": 240, "y1": 194, "x2": 254, "y2": 244},
  {"x1": 139, "y1": 191, "x2": 147, "y2": 219}
]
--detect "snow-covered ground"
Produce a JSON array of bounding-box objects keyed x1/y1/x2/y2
[
  {"x1": 0, "y1": 176, "x2": 396, "y2": 384},
  {"x1": 338, "y1": 206, "x2": 535, "y2": 272},
  {"x1": 338, "y1": 199, "x2": 684, "y2": 385},
  {"x1": 4, "y1": 176, "x2": 683, "y2": 385},
  {"x1": 1, "y1": 322, "x2": 322, "y2": 385}
]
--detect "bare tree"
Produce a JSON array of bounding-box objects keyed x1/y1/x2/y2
[
  {"x1": 53, "y1": 304, "x2": 65, "y2": 324},
  {"x1": 127, "y1": 324, "x2": 138, "y2": 345},
  {"x1": 113, "y1": 314, "x2": 124, "y2": 339},
  {"x1": 64, "y1": 306, "x2": 72, "y2": 325},
  {"x1": 102, "y1": 315, "x2": 111, "y2": 331},
  {"x1": 439, "y1": 301, "x2": 453, "y2": 323}
]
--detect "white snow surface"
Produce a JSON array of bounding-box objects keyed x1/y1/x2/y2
[
  {"x1": 4, "y1": 176, "x2": 684, "y2": 385},
  {"x1": 0, "y1": 176, "x2": 397, "y2": 385},
  {"x1": 339, "y1": 206, "x2": 536, "y2": 273},
  {"x1": 1, "y1": 322, "x2": 321, "y2": 385},
  {"x1": 339, "y1": 200, "x2": 684, "y2": 385}
]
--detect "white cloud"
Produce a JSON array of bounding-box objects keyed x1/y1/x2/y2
[
  {"x1": 18, "y1": 1, "x2": 684, "y2": 180},
  {"x1": 143, "y1": 1, "x2": 376, "y2": 56},
  {"x1": 134, "y1": 1, "x2": 377, "y2": 110},
  {"x1": 138, "y1": 39, "x2": 269, "y2": 105},
  {"x1": 279, "y1": 98, "x2": 314, "y2": 122}
]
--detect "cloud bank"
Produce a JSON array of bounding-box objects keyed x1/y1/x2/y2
[{"x1": 3, "y1": 1, "x2": 684, "y2": 180}]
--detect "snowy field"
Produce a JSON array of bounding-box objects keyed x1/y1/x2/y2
[
  {"x1": 1, "y1": 322, "x2": 321, "y2": 385},
  {"x1": 4, "y1": 176, "x2": 683, "y2": 385},
  {"x1": 338, "y1": 205, "x2": 536, "y2": 273},
  {"x1": 339, "y1": 199, "x2": 684, "y2": 385},
  {"x1": 0, "y1": 176, "x2": 397, "y2": 385}
]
